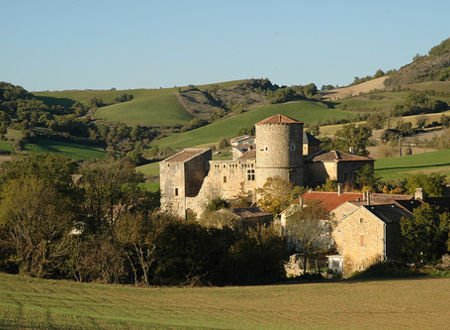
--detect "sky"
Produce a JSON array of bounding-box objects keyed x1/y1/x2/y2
[{"x1": 1, "y1": 0, "x2": 449, "y2": 91}]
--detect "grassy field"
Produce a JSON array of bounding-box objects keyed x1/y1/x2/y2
[
  {"x1": 139, "y1": 181, "x2": 160, "y2": 192},
  {"x1": 0, "y1": 273, "x2": 449, "y2": 329},
  {"x1": 24, "y1": 139, "x2": 106, "y2": 161},
  {"x1": 0, "y1": 141, "x2": 13, "y2": 153},
  {"x1": 375, "y1": 149, "x2": 450, "y2": 180},
  {"x1": 136, "y1": 161, "x2": 160, "y2": 177},
  {"x1": 35, "y1": 80, "x2": 247, "y2": 127},
  {"x1": 152, "y1": 101, "x2": 354, "y2": 150},
  {"x1": 95, "y1": 92, "x2": 193, "y2": 126},
  {"x1": 319, "y1": 110, "x2": 450, "y2": 137}
]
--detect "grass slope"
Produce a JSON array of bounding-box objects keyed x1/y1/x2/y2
[
  {"x1": 24, "y1": 139, "x2": 106, "y2": 161},
  {"x1": 1, "y1": 273, "x2": 449, "y2": 329},
  {"x1": 95, "y1": 92, "x2": 193, "y2": 126},
  {"x1": 375, "y1": 149, "x2": 450, "y2": 180},
  {"x1": 152, "y1": 101, "x2": 353, "y2": 150},
  {"x1": 0, "y1": 141, "x2": 13, "y2": 153}
]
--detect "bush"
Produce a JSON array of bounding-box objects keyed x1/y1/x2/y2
[{"x1": 349, "y1": 261, "x2": 423, "y2": 280}]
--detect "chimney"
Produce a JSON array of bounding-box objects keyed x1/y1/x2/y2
[
  {"x1": 367, "y1": 192, "x2": 371, "y2": 206},
  {"x1": 299, "y1": 197, "x2": 303, "y2": 208},
  {"x1": 337, "y1": 183, "x2": 343, "y2": 196},
  {"x1": 415, "y1": 188, "x2": 423, "y2": 200},
  {"x1": 363, "y1": 191, "x2": 366, "y2": 201}
]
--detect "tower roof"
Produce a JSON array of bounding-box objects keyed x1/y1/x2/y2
[{"x1": 255, "y1": 114, "x2": 303, "y2": 125}]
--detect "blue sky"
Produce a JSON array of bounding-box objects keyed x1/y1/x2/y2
[{"x1": 1, "y1": 0, "x2": 449, "y2": 91}]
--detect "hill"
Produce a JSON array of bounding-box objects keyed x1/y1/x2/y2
[
  {"x1": 323, "y1": 76, "x2": 388, "y2": 101},
  {"x1": 385, "y1": 37, "x2": 450, "y2": 87},
  {"x1": 151, "y1": 100, "x2": 354, "y2": 150},
  {"x1": 1, "y1": 273, "x2": 449, "y2": 329}
]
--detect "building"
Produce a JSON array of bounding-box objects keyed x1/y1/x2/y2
[
  {"x1": 160, "y1": 114, "x2": 374, "y2": 219},
  {"x1": 332, "y1": 204, "x2": 413, "y2": 276}
]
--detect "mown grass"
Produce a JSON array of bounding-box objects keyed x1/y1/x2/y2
[
  {"x1": 95, "y1": 92, "x2": 193, "y2": 126},
  {"x1": 5, "y1": 128, "x2": 23, "y2": 141},
  {"x1": 375, "y1": 149, "x2": 450, "y2": 180},
  {"x1": 0, "y1": 273, "x2": 449, "y2": 329},
  {"x1": 24, "y1": 138, "x2": 106, "y2": 161},
  {"x1": 152, "y1": 101, "x2": 353, "y2": 150},
  {"x1": 139, "y1": 181, "x2": 160, "y2": 192}
]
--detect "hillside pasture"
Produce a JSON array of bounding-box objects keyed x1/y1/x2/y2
[
  {"x1": 95, "y1": 92, "x2": 193, "y2": 126},
  {"x1": 0, "y1": 273, "x2": 449, "y2": 329},
  {"x1": 375, "y1": 149, "x2": 450, "y2": 180},
  {"x1": 322, "y1": 76, "x2": 388, "y2": 101},
  {"x1": 24, "y1": 138, "x2": 106, "y2": 161},
  {"x1": 152, "y1": 101, "x2": 354, "y2": 150}
]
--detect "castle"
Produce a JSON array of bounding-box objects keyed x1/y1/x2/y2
[{"x1": 160, "y1": 114, "x2": 373, "y2": 218}]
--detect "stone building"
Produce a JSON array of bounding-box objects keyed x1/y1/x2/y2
[{"x1": 160, "y1": 114, "x2": 373, "y2": 219}]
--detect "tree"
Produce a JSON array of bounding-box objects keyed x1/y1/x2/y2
[
  {"x1": 285, "y1": 200, "x2": 333, "y2": 273},
  {"x1": 333, "y1": 124, "x2": 372, "y2": 156},
  {"x1": 257, "y1": 177, "x2": 293, "y2": 214},
  {"x1": 218, "y1": 137, "x2": 230, "y2": 149},
  {"x1": 374, "y1": 69, "x2": 385, "y2": 78},
  {"x1": 366, "y1": 113, "x2": 386, "y2": 130},
  {"x1": 0, "y1": 177, "x2": 75, "y2": 277},
  {"x1": 355, "y1": 164, "x2": 379, "y2": 191},
  {"x1": 115, "y1": 211, "x2": 177, "y2": 285},
  {"x1": 400, "y1": 204, "x2": 449, "y2": 265},
  {"x1": 405, "y1": 173, "x2": 447, "y2": 197}
]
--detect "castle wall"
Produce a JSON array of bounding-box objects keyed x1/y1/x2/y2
[
  {"x1": 305, "y1": 161, "x2": 336, "y2": 185},
  {"x1": 255, "y1": 123, "x2": 304, "y2": 188},
  {"x1": 336, "y1": 161, "x2": 373, "y2": 184}
]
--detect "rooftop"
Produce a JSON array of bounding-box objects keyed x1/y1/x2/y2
[
  {"x1": 164, "y1": 148, "x2": 210, "y2": 163},
  {"x1": 362, "y1": 204, "x2": 413, "y2": 224},
  {"x1": 308, "y1": 150, "x2": 373, "y2": 162},
  {"x1": 231, "y1": 207, "x2": 272, "y2": 219},
  {"x1": 238, "y1": 149, "x2": 256, "y2": 160},
  {"x1": 303, "y1": 131, "x2": 321, "y2": 144},
  {"x1": 255, "y1": 114, "x2": 303, "y2": 125}
]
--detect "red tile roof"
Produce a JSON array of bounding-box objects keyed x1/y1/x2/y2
[
  {"x1": 238, "y1": 149, "x2": 256, "y2": 160},
  {"x1": 300, "y1": 191, "x2": 364, "y2": 213},
  {"x1": 165, "y1": 149, "x2": 208, "y2": 162},
  {"x1": 255, "y1": 114, "x2": 303, "y2": 125},
  {"x1": 308, "y1": 150, "x2": 373, "y2": 162},
  {"x1": 297, "y1": 191, "x2": 414, "y2": 213}
]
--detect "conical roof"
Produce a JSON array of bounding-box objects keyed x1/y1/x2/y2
[{"x1": 255, "y1": 114, "x2": 303, "y2": 125}]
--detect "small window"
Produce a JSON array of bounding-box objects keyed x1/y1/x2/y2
[
  {"x1": 223, "y1": 176, "x2": 227, "y2": 183},
  {"x1": 175, "y1": 188, "x2": 178, "y2": 196},
  {"x1": 289, "y1": 172, "x2": 295, "y2": 183},
  {"x1": 290, "y1": 143, "x2": 295, "y2": 151},
  {"x1": 247, "y1": 169, "x2": 255, "y2": 181},
  {"x1": 264, "y1": 146, "x2": 269, "y2": 151},
  {"x1": 359, "y1": 218, "x2": 364, "y2": 224}
]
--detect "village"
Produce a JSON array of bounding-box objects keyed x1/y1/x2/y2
[{"x1": 160, "y1": 114, "x2": 450, "y2": 277}]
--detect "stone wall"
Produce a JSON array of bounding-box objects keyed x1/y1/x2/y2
[
  {"x1": 332, "y1": 206, "x2": 385, "y2": 276},
  {"x1": 336, "y1": 161, "x2": 373, "y2": 184},
  {"x1": 255, "y1": 123, "x2": 304, "y2": 188}
]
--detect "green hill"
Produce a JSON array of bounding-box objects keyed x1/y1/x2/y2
[
  {"x1": 152, "y1": 100, "x2": 354, "y2": 150},
  {"x1": 95, "y1": 92, "x2": 193, "y2": 126}
]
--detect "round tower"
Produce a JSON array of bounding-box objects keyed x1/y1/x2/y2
[{"x1": 255, "y1": 114, "x2": 304, "y2": 188}]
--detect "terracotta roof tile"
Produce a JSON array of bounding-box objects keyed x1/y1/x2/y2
[
  {"x1": 255, "y1": 114, "x2": 303, "y2": 125},
  {"x1": 308, "y1": 150, "x2": 373, "y2": 162},
  {"x1": 165, "y1": 149, "x2": 208, "y2": 162},
  {"x1": 238, "y1": 149, "x2": 256, "y2": 160}
]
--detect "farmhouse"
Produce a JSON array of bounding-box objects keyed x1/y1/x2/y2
[{"x1": 160, "y1": 114, "x2": 373, "y2": 218}]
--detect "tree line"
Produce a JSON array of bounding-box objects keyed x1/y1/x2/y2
[{"x1": 0, "y1": 153, "x2": 289, "y2": 285}]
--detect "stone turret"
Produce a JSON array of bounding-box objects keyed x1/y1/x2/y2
[{"x1": 255, "y1": 114, "x2": 304, "y2": 188}]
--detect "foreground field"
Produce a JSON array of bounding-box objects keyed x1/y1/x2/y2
[
  {"x1": 0, "y1": 273, "x2": 448, "y2": 329},
  {"x1": 375, "y1": 149, "x2": 450, "y2": 180}
]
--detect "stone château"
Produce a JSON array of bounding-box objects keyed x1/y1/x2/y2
[{"x1": 160, "y1": 114, "x2": 373, "y2": 218}]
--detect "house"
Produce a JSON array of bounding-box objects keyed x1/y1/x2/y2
[{"x1": 332, "y1": 204, "x2": 413, "y2": 276}]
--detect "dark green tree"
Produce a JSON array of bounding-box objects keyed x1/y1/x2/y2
[
  {"x1": 333, "y1": 124, "x2": 372, "y2": 156},
  {"x1": 400, "y1": 204, "x2": 449, "y2": 265}
]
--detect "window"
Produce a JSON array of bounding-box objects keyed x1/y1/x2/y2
[
  {"x1": 290, "y1": 143, "x2": 295, "y2": 151},
  {"x1": 223, "y1": 176, "x2": 227, "y2": 183},
  {"x1": 264, "y1": 146, "x2": 269, "y2": 151},
  {"x1": 359, "y1": 218, "x2": 364, "y2": 224},
  {"x1": 175, "y1": 188, "x2": 178, "y2": 196},
  {"x1": 247, "y1": 169, "x2": 255, "y2": 181},
  {"x1": 289, "y1": 171, "x2": 295, "y2": 183}
]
